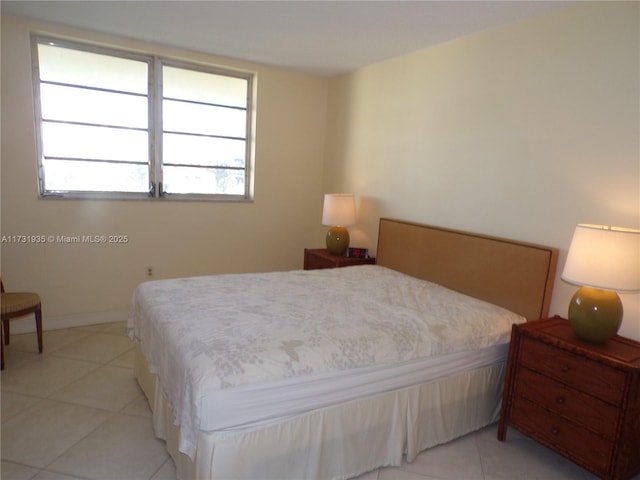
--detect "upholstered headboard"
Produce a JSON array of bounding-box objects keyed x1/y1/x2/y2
[{"x1": 376, "y1": 218, "x2": 558, "y2": 320}]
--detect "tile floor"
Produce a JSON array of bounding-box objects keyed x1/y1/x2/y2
[{"x1": 1, "y1": 321, "x2": 637, "y2": 480}]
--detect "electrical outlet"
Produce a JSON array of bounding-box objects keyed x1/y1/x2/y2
[{"x1": 146, "y1": 267, "x2": 153, "y2": 278}]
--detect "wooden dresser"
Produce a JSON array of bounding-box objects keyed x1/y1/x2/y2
[{"x1": 498, "y1": 316, "x2": 640, "y2": 480}]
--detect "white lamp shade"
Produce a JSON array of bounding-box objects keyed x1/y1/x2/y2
[
  {"x1": 322, "y1": 194, "x2": 356, "y2": 226},
  {"x1": 562, "y1": 224, "x2": 640, "y2": 292}
]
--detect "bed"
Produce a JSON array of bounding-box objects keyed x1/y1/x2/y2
[{"x1": 127, "y1": 218, "x2": 558, "y2": 480}]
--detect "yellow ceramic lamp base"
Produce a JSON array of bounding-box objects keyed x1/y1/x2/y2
[
  {"x1": 326, "y1": 226, "x2": 350, "y2": 255},
  {"x1": 568, "y1": 286, "x2": 623, "y2": 343}
]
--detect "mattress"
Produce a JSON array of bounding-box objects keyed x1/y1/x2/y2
[
  {"x1": 127, "y1": 265, "x2": 525, "y2": 459},
  {"x1": 204, "y1": 342, "x2": 509, "y2": 431}
]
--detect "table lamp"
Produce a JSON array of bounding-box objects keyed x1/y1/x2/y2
[
  {"x1": 322, "y1": 193, "x2": 355, "y2": 255},
  {"x1": 561, "y1": 224, "x2": 640, "y2": 343}
]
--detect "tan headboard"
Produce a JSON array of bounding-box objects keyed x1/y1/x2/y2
[{"x1": 376, "y1": 218, "x2": 558, "y2": 320}]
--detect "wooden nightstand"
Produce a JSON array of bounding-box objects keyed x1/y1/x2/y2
[
  {"x1": 498, "y1": 316, "x2": 640, "y2": 480},
  {"x1": 304, "y1": 248, "x2": 375, "y2": 270}
]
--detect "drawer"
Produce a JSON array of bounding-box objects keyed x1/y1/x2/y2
[
  {"x1": 303, "y1": 254, "x2": 331, "y2": 270},
  {"x1": 304, "y1": 258, "x2": 328, "y2": 270},
  {"x1": 514, "y1": 367, "x2": 619, "y2": 440},
  {"x1": 519, "y1": 337, "x2": 626, "y2": 406},
  {"x1": 511, "y1": 397, "x2": 612, "y2": 474}
]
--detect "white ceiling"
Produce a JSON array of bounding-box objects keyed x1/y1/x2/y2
[{"x1": 2, "y1": 1, "x2": 573, "y2": 77}]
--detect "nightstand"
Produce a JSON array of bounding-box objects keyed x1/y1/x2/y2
[
  {"x1": 303, "y1": 248, "x2": 375, "y2": 270},
  {"x1": 498, "y1": 316, "x2": 640, "y2": 480}
]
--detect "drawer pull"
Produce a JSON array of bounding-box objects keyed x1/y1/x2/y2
[
  {"x1": 560, "y1": 365, "x2": 570, "y2": 373},
  {"x1": 555, "y1": 396, "x2": 566, "y2": 405},
  {"x1": 551, "y1": 427, "x2": 560, "y2": 436}
]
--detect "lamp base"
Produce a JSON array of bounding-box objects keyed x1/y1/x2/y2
[
  {"x1": 568, "y1": 286, "x2": 623, "y2": 343},
  {"x1": 326, "y1": 226, "x2": 350, "y2": 256}
]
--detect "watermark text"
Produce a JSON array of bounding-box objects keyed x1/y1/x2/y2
[{"x1": 2, "y1": 234, "x2": 129, "y2": 244}]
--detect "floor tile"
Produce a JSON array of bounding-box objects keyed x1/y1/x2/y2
[
  {"x1": 108, "y1": 348, "x2": 135, "y2": 369},
  {"x1": 76, "y1": 321, "x2": 127, "y2": 336},
  {"x1": 150, "y1": 458, "x2": 178, "y2": 480},
  {"x1": 49, "y1": 365, "x2": 144, "y2": 412},
  {"x1": 120, "y1": 395, "x2": 153, "y2": 418},
  {"x1": 352, "y1": 468, "x2": 379, "y2": 480},
  {"x1": 1, "y1": 399, "x2": 110, "y2": 468},
  {"x1": 2, "y1": 331, "x2": 41, "y2": 354},
  {"x1": 400, "y1": 432, "x2": 484, "y2": 480},
  {"x1": 1, "y1": 460, "x2": 41, "y2": 480},
  {"x1": 0, "y1": 347, "x2": 44, "y2": 370},
  {"x1": 378, "y1": 468, "x2": 439, "y2": 480},
  {"x1": 1, "y1": 355, "x2": 100, "y2": 398},
  {"x1": 51, "y1": 333, "x2": 133, "y2": 364},
  {"x1": 476, "y1": 425, "x2": 593, "y2": 480},
  {"x1": 7, "y1": 329, "x2": 91, "y2": 354},
  {"x1": 48, "y1": 414, "x2": 169, "y2": 480},
  {"x1": 1, "y1": 391, "x2": 42, "y2": 424},
  {"x1": 32, "y1": 471, "x2": 88, "y2": 480}
]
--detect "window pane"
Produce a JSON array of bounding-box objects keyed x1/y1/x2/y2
[
  {"x1": 164, "y1": 134, "x2": 245, "y2": 167},
  {"x1": 38, "y1": 43, "x2": 148, "y2": 94},
  {"x1": 42, "y1": 123, "x2": 148, "y2": 162},
  {"x1": 163, "y1": 66, "x2": 247, "y2": 107},
  {"x1": 163, "y1": 100, "x2": 246, "y2": 138},
  {"x1": 34, "y1": 37, "x2": 252, "y2": 200},
  {"x1": 43, "y1": 159, "x2": 148, "y2": 193},
  {"x1": 164, "y1": 166, "x2": 245, "y2": 195},
  {"x1": 40, "y1": 84, "x2": 147, "y2": 128}
]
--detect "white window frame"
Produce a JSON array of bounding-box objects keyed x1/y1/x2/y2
[{"x1": 31, "y1": 35, "x2": 255, "y2": 201}]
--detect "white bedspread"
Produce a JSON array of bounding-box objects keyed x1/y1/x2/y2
[{"x1": 127, "y1": 265, "x2": 525, "y2": 458}]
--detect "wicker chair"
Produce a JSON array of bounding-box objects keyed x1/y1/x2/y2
[{"x1": 1, "y1": 279, "x2": 43, "y2": 369}]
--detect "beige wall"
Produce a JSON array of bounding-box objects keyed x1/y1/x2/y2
[
  {"x1": 324, "y1": 3, "x2": 640, "y2": 339},
  {"x1": 1, "y1": 15, "x2": 328, "y2": 326}
]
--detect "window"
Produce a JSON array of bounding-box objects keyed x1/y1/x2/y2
[{"x1": 32, "y1": 36, "x2": 254, "y2": 200}]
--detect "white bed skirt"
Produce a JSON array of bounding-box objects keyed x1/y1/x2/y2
[{"x1": 134, "y1": 346, "x2": 505, "y2": 480}]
